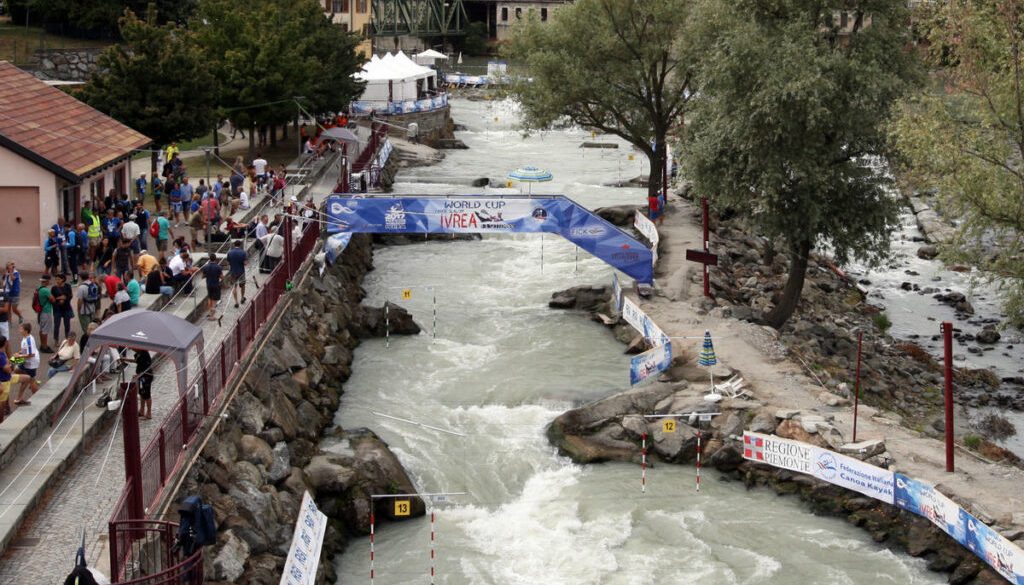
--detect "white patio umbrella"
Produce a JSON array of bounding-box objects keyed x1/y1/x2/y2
[{"x1": 507, "y1": 166, "x2": 553, "y2": 194}]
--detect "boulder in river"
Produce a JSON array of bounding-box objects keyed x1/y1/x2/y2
[
  {"x1": 917, "y1": 245, "x2": 939, "y2": 260},
  {"x1": 594, "y1": 205, "x2": 639, "y2": 226},
  {"x1": 977, "y1": 326, "x2": 1001, "y2": 344}
]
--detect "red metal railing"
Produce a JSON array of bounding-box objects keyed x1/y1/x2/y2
[
  {"x1": 352, "y1": 121, "x2": 388, "y2": 174},
  {"x1": 109, "y1": 219, "x2": 321, "y2": 581},
  {"x1": 108, "y1": 519, "x2": 203, "y2": 585}
]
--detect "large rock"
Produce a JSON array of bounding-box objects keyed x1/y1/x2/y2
[
  {"x1": 916, "y1": 245, "x2": 939, "y2": 260},
  {"x1": 594, "y1": 205, "x2": 638, "y2": 226},
  {"x1": 710, "y1": 444, "x2": 745, "y2": 472},
  {"x1": 548, "y1": 285, "x2": 610, "y2": 312},
  {"x1": 303, "y1": 454, "x2": 356, "y2": 494},
  {"x1": 239, "y1": 435, "x2": 274, "y2": 468},
  {"x1": 209, "y1": 529, "x2": 250, "y2": 582},
  {"x1": 977, "y1": 326, "x2": 1001, "y2": 344},
  {"x1": 354, "y1": 302, "x2": 422, "y2": 337}
]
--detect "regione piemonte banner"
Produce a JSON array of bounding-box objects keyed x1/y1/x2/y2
[{"x1": 325, "y1": 195, "x2": 655, "y2": 284}]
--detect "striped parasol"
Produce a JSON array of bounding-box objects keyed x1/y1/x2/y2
[
  {"x1": 699, "y1": 330, "x2": 722, "y2": 402},
  {"x1": 698, "y1": 330, "x2": 717, "y2": 366},
  {"x1": 507, "y1": 166, "x2": 553, "y2": 194}
]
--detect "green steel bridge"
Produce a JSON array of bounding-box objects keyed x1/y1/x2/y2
[{"x1": 371, "y1": 0, "x2": 469, "y2": 37}]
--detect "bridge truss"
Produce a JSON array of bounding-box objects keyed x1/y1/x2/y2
[{"x1": 372, "y1": 0, "x2": 469, "y2": 37}]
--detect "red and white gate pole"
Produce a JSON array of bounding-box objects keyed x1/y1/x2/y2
[
  {"x1": 430, "y1": 510, "x2": 436, "y2": 584},
  {"x1": 696, "y1": 427, "x2": 702, "y2": 492},
  {"x1": 369, "y1": 512, "x2": 376, "y2": 585},
  {"x1": 641, "y1": 431, "x2": 648, "y2": 493}
]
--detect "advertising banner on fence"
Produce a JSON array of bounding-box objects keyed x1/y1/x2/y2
[
  {"x1": 634, "y1": 211, "x2": 659, "y2": 263},
  {"x1": 280, "y1": 491, "x2": 328, "y2": 585},
  {"x1": 810, "y1": 448, "x2": 894, "y2": 504},
  {"x1": 894, "y1": 474, "x2": 968, "y2": 544},
  {"x1": 325, "y1": 195, "x2": 654, "y2": 284},
  {"x1": 621, "y1": 297, "x2": 670, "y2": 346},
  {"x1": 965, "y1": 511, "x2": 1024, "y2": 584},
  {"x1": 741, "y1": 431, "x2": 814, "y2": 474},
  {"x1": 630, "y1": 342, "x2": 672, "y2": 386}
]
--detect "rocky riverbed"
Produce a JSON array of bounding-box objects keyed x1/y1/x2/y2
[
  {"x1": 542, "y1": 200, "x2": 1024, "y2": 584},
  {"x1": 177, "y1": 235, "x2": 426, "y2": 584}
]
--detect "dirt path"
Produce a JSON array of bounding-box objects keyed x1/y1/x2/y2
[{"x1": 631, "y1": 197, "x2": 1024, "y2": 527}]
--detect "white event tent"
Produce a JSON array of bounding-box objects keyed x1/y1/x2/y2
[{"x1": 354, "y1": 51, "x2": 438, "y2": 104}]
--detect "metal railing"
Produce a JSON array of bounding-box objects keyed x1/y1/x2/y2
[
  {"x1": 108, "y1": 519, "x2": 203, "y2": 585},
  {"x1": 108, "y1": 218, "x2": 321, "y2": 581}
]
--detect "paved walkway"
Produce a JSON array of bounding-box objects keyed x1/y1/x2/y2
[{"x1": 0, "y1": 160, "x2": 340, "y2": 582}]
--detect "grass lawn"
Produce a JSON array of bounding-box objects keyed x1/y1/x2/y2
[{"x1": 0, "y1": 21, "x2": 110, "y2": 64}]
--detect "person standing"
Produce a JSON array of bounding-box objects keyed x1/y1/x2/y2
[
  {"x1": 155, "y1": 211, "x2": 172, "y2": 254},
  {"x1": 13, "y1": 322, "x2": 40, "y2": 405},
  {"x1": 151, "y1": 175, "x2": 163, "y2": 213},
  {"x1": 202, "y1": 253, "x2": 223, "y2": 321},
  {"x1": 134, "y1": 349, "x2": 153, "y2": 420},
  {"x1": 179, "y1": 177, "x2": 195, "y2": 222},
  {"x1": 3, "y1": 262, "x2": 23, "y2": 325},
  {"x1": 168, "y1": 179, "x2": 183, "y2": 226},
  {"x1": 133, "y1": 201, "x2": 150, "y2": 252},
  {"x1": 122, "y1": 214, "x2": 141, "y2": 253},
  {"x1": 252, "y1": 153, "x2": 268, "y2": 192},
  {"x1": 0, "y1": 289, "x2": 9, "y2": 351},
  {"x1": 113, "y1": 238, "x2": 136, "y2": 279},
  {"x1": 76, "y1": 272, "x2": 101, "y2": 332},
  {"x1": 43, "y1": 229, "x2": 61, "y2": 276},
  {"x1": 136, "y1": 172, "x2": 148, "y2": 202},
  {"x1": 188, "y1": 198, "x2": 206, "y2": 247},
  {"x1": 260, "y1": 227, "x2": 285, "y2": 273},
  {"x1": 226, "y1": 240, "x2": 247, "y2": 308},
  {"x1": 84, "y1": 203, "x2": 102, "y2": 264},
  {"x1": 49, "y1": 273, "x2": 74, "y2": 348},
  {"x1": 35, "y1": 274, "x2": 53, "y2": 352},
  {"x1": 74, "y1": 223, "x2": 89, "y2": 274}
]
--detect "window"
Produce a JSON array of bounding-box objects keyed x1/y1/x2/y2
[
  {"x1": 840, "y1": 11, "x2": 848, "y2": 28},
  {"x1": 515, "y1": 7, "x2": 522, "y2": 19},
  {"x1": 501, "y1": 7, "x2": 508, "y2": 21},
  {"x1": 357, "y1": 0, "x2": 367, "y2": 13},
  {"x1": 541, "y1": 7, "x2": 548, "y2": 21},
  {"x1": 331, "y1": 0, "x2": 348, "y2": 13}
]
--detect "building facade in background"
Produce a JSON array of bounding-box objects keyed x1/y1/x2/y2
[
  {"x1": 323, "y1": 0, "x2": 374, "y2": 56},
  {"x1": 0, "y1": 61, "x2": 150, "y2": 271}
]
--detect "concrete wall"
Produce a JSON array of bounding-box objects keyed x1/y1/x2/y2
[
  {"x1": 379, "y1": 107, "x2": 454, "y2": 144},
  {"x1": 0, "y1": 147, "x2": 59, "y2": 271}
]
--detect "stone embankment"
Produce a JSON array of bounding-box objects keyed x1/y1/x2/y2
[{"x1": 178, "y1": 235, "x2": 425, "y2": 584}]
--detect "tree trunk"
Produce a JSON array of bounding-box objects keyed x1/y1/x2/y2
[
  {"x1": 270, "y1": 124, "x2": 278, "y2": 147},
  {"x1": 248, "y1": 124, "x2": 256, "y2": 161},
  {"x1": 646, "y1": 139, "x2": 666, "y2": 198},
  {"x1": 151, "y1": 150, "x2": 158, "y2": 178},
  {"x1": 282, "y1": 122, "x2": 288, "y2": 141},
  {"x1": 765, "y1": 239, "x2": 812, "y2": 329}
]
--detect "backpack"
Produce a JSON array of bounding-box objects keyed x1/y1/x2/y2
[
  {"x1": 150, "y1": 218, "x2": 160, "y2": 238},
  {"x1": 85, "y1": 281, "x2": 100, "y2": 303},
  {"x1": 31, "y1": 286, "x2": 44, "y2": 314},
  {"x1": 175, "y1": 495, "x2": 217, "y2": 555}
]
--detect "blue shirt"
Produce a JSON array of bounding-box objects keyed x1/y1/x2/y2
[
  {"x1": 3, "y1": 270, "x2": 20, "y2": 296},
  {"x1": 226, "y1": 248, "x2": 247, "y2": 275},
  {"x1": 103, "y1": 217, "x2": 122, "y2": 239},
  {"x1": 76, "y1": 229, "x2": 89, "y2": 251},
  {"x1": 0, "y1": 352, "x2": 10, "y2": 383},
  {"x1": 136, "y1": 177, "x2": 147, "y2": 197}
]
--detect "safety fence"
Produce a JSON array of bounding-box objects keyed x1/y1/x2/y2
[
  {"x1": 107, "y1": 517, "x2": 203, "y2": 585},
  {"x1": 108, "y1": 218, "x2": 321, "y2": 582}
]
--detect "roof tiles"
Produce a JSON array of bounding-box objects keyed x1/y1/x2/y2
[{"x1": 0, "y1": 61, "x2": 151, "y2": 180}]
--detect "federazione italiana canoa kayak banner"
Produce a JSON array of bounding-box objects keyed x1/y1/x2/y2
[{"x1": 325, "y1": 195, "x2": 655, "y2": 284}]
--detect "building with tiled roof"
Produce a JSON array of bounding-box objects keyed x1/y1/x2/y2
[{"x1": 0, "y1": 61, "x2": 151, "y2": 271}]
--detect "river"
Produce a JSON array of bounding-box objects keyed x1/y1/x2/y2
[{"x1": 330, "y1": 98, "x2": 943, "y2": 584}]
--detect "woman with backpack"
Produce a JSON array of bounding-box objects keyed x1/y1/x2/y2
[{"x1": 76, "y1": 272, "x2": 101, "y2": 332}]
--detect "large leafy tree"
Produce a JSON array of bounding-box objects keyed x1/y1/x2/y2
[
  {"x1": 80, "y1": 5, "x2": 217, "y2": 174},
  {"x1": 892, "y1": 0, "x2": 1024, "y2": 326},
  {"x1": 8, "y1": 0, "x2": 197, "y2": 37},
  {"x1": 505, "y1": 0, "x2": 698, "y2": 197},
  {"x1": 196, "y1": 0, "x2": 362, "y2": 160},
  {"x1": 684, "y1": 0, "x2": 920, "y2": 328}
]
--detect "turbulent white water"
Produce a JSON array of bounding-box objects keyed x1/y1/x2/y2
[{"x1": 331, "y1": 99, "x2": 942, "y2": 584}]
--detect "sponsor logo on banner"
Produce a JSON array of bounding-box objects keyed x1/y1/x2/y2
[
  {"x1": 811, "y1": 448, "x2": 894, "y2": 504},
  {"x1": 630, "y1": 342, "x2": 672, "y2": 385},
  {"x1": 570, "y1": 226, "x2": 606, "y2": 238},
  {"x1": 742, "y1": 431, "x2": 814, "y2": 474},
  {"x1": 894, "y1": 474, "x2": 967, "y2": 544},
  {"x1": 280, "y1": 491, "x2": 328, "y2": 585},
  {"x1": 965, "y1": 512, "x2": 1024, "y2": 584},
  {"x1": 384, "y1": 203, "x2": 407, "y2": 230},
  {"x1": 634, "y1": 212, "x2": 659, "y2": 263}
]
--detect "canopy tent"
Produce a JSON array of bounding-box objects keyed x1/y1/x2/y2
[
  {"x1": 320, "y1": 127, "x2": 361, "y2": 145},
  {"x1": 414, "y1": 49, "x2": 447, "y2": 66},
  {"x1": 354, "y1": 51, "x2": 438, "y2": 103},
  {"x1": 53, "y1": 310, "x2": 206, "y2": 420}
]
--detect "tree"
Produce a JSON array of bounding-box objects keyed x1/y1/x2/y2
[
  {"x1": 193, "y1": 0, "x2": 333, "y2": 159},
  {"x1": 80, "y1": 5, "x2": 217, "y2": 174},
  {"x1": 7, "y1": 0, "x2": 197, "y2": 38},
  {"x1": 301, "y1": 4, "x2": 366, "y2": 116},
  {"x1": 505, "y1": 0, "x2": 698, "y2": 197},
  {"x1": 892, "y1": 0, "x2": 1024, "y2": 326},
  {"x1": 683, "y1": 0, "x2": 920, "y2": 328}
]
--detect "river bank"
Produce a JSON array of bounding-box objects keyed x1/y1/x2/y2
[
  {"x1": 177, "y1": 235, "x2": 428, "y2": 584},
  {"x1": 546, "y1": 194, "x2": 1024, "y2": 583}
]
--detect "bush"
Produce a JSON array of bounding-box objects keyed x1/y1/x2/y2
[
  {"x1": 978, "y1": 413, "x2": 1017, "y2": 441},
  {"x1": 873, "y1": 312, "x2": 892, "y2": 334},
  {"x1": 963, "y1": 434, "x2": 982, "y2": 450}
]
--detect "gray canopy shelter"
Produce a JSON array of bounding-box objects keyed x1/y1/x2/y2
[
  {"x1": 320, "y1": 126, "x2": 361, "y2": 145},
  {"x1": 54, "y1": 310, "x2": 206, "y2": 419}
]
